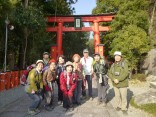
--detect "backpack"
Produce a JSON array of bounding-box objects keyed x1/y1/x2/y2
[
  {"x1": 111, "y1": 60, "x2": 131, "y2": 79},
  {"x1": 94, "y1": 58, "x2": 109, "y2": 75},
  {"x1": 20, "y1": 65, "x2": 36, "y2": 86}
]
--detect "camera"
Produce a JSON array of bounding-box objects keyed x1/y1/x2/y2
[{"x1": 114, "y1": 72, "x2": 120, "y2": 76}]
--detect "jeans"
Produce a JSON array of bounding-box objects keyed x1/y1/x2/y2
[
  {"x1": 28, "y1": 93, "x2": 42, "y2": 110},
  {"x1": 85, "y1": 75, "x2": 92, "y2": 97},
  {"x1": 74, "y1": 80, "x2": 82, "y2": 103}
]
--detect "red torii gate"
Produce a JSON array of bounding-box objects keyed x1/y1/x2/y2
[{"x1": 46, "y1": 13, "x2": 115, "y2": 60}]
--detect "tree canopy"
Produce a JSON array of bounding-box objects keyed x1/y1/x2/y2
[
  {"x1": 93, "y1": 0, "x2": 150, "y2": 70},
  {"x1": 0, "y1": 0, "x2": 89, "y2": 70}
]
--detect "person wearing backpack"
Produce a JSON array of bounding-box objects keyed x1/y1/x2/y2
[
  {"x1": 43, "y1": 59, "x2": 56, "y2": 111},
  {"x1": 20, "y1": 64, "x2": 36, "y2": 86},
  {"x1": 72, "y1": 54, "x2": 84, "y2": 105},
  {"x1": 93, "y1": 53, "x2": 109, "y2": 107},
  {"x1": 43, "y1": 52, "x2": 50, "y2": 67},
  {"x1": 56, "y1": 55, "x2": 66, "y2": 104},
  {"x1": 25, "y1": 60, "x2": 44, "y2": 116},
  {"x1": 60, "y1": 61, "x2": 77, "y2": 111},
  {"x1": 108, "y1": 51, "x2": 129, "y2": 115}
]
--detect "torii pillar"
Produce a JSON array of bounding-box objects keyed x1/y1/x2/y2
[
  {"x1": 57, "y1": 22, "x2": 63, "y2": 56},
  {"x1": 93, "y1": 20, "x2": 100, "y2": 53}
]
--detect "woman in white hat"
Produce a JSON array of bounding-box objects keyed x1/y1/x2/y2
[
  {"x1": 60, "y1": 61, "x2": 77, "y2": 111},
  {"x1": 25, "y1": 60, "x2": 44, "y2": 115}
]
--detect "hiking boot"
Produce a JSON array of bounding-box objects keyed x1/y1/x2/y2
[
  {"x1": 34, "y1": 108, "x2": 41, "y2": 113},
  {"x1": 116, "y1": 107, "x2": 121, "y2": 111},
  {"x1": 89, "y1": 97, "x2": 93, "y2": 101},
  {"x1": 67, "y1": 107, "x2": 74, "y2": 112},
  {"x1": 122, "y1": 110, "x2": 128, "y2": 115},
  {"x1": 76, "y1": 102, "x2": 81, "y2": 106},
  {"x1": 28, "y1": 109, "x2": 38, "y2": 116},
  {"x1": 50, "y1": 105, "x2": 55, "y2": 109},
  {"x1": 102, "y1": 102, "x2": 107, "y2": 107},
  {"x1": 58, "y1": 101, "x2": 62, "y2": 105},
  {"x1": 96, "y1": 101, "x2": 101, "y2": 106},
  {"x1": 81, "y1": 96, "x2": 86, "y2": 100},
  {"x1": 44, "y1": 105, "x2": 54, "y2": 111}
]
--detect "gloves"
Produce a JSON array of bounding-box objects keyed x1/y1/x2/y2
[
  {"x1": 36, "y1": 89, "x2": 43, "y2": 95},
  {"x1": 44, "y1": 85, "x2": 51, "y2": 91},
  {"x1": 68, "y1": 91, "x2": 73, "y2": 97},
  {"x1": 63, "y1": 91, "x2": 68, "y2": 96}
]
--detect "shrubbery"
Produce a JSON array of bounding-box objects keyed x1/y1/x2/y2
[{"x1": 131, "y1": 73, "x2": 147, "y2": 82}]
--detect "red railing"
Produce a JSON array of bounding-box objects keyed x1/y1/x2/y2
[{"x1": 0, "y1": 70, "x2": 26, "y2": 91}]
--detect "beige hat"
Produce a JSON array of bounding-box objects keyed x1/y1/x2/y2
[{"x1": 65, "y1": 61, "x2": 73, "y2": 68}]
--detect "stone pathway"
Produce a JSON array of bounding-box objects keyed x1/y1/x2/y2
[
  {"x1": 0, "y1": 78, "x2": 118, "y2": 117},
  {"x1": 0, "y1": 78, "x2": 153, "y2": 117}
]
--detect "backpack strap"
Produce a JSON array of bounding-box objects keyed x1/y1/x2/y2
[{"x1": 112, "y1": 61, "x2": 125, "y2": 74}]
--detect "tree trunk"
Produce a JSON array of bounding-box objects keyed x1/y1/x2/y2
[
  {"x1": 23, "y1": 27, "x2": 28, "y2": 69},
  {"x1": 148, "y1": 1, "x2": 156, "y2": 35},
  {"x1": 24, "y1": 0, "x2": 28, "y2": 8}
]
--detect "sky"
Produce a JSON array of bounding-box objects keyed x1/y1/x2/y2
[
  {"x1": 71, "y1": 0, "x2": 96, "y2": 15},
  {"x1": 71, "y1": 0, "x2": 96, "y2": 38}
]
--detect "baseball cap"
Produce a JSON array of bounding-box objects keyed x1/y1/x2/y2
[
  {"x1": 83, "y1": 49, "x2": 89, "y2": 53},
  {"x1": 43, "y1": 52, "x2": 49, "y2": 55},
  {"x1": 94, "y1": 52, "x2": 100, "y2": 56}
]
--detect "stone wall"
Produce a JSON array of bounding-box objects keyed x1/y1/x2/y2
[{"x1": 141, "y1": 49, "x2": 156, "y2": 76}]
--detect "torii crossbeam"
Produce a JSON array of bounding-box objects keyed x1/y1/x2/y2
[{"x1": 46, "y1": 13, "x2": 115, "y2": 59}]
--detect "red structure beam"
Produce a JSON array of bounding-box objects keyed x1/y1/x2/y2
[
  {"x1": 47, "y1": 14, "x2": 115, "y2": 23},
  {"x1": 46, "y1": 26, "x2": 110, "y2": 32}
]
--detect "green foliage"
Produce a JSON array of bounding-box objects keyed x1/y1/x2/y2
[
  {"x1": 63, "y1": 31, "x2": 89, "y2": 60},
  {"x1": 93, "y1": 0, "x2": 150, "y2": 70},
  {"x1": 0, "y1": 0, "x2": 88, "y2": 70},
  {"x1": 130, "y1": 97, "x2": 156, "y2": 116},
  {"x1": 14, "y1": 4, "x2": 45, "y2": 29},
  {"x1": 110, "y1": 25, "x2": 150, "y2": 69},
  {"x1": 131, "y1": 73, "x2": 147, "y2": 82}
]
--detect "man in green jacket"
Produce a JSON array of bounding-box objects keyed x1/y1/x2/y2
[
  {"x1": 108, "y1": 51, "x2": 129, "y2": 115},
  {"x1": 25, "y1": 60, "x2": 44, "y2": 116}
]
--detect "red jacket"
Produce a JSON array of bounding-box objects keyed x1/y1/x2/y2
[{"x1": 60, "y1": 71, "x2": 77, "y2": 97}]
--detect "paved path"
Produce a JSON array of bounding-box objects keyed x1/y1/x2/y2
[{"x1": 0, "y1": 78, "x2": 119, "y2": 117}]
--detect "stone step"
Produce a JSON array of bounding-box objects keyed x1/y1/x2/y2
[{"x1": 150, "y1": 82, "x2": 156, "y2": 89}]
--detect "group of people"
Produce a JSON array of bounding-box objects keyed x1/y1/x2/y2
[{"x1": 25, "y1": 49, "x2": 129, "y2": 116}]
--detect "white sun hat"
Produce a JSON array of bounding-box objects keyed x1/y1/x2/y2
[
  {"x1": 114, "y1": 51, "x2": 122, "y2": 56},
  {"x1": 36, "y1": 60, "x2": 44, "y2": 65}
]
